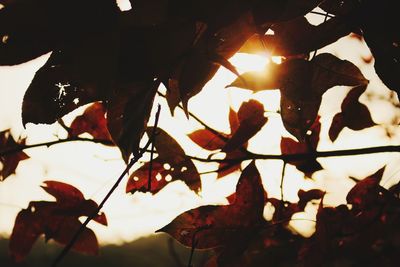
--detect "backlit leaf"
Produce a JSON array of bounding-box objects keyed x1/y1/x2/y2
[
  {"x1": 0, "y1": 129, "x2": 29, "y2": 181},
  {"x1": 157, "y1": 161, "x2": 265, "y2": 248},
  {"x1": 68, "y1": 102, "x2": 113, "y2": 143},
  {"x1": 126, "y1": 127, "x2": 201, "y2": 194},
  {"x1": 9, "y1": 181, "x2": 106, "y2": 261}
]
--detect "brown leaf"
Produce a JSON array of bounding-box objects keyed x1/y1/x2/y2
[{"x1": 0, "y1": 129, "x2": 29, "y2": 181}]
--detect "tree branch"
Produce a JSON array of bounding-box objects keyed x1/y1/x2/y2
[
  {"x1": 187, "y1": 145, "x2": 400, "y2": 163},
  {"x1": 0, "y1": 137, "x2": 113, "y2": 157},
  {"x1": 51, "y1": 105, "x2": 162, "y2": 267}
]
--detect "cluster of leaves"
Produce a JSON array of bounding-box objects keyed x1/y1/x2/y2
[
  {"x1": 1, "y1": 0, "x2": 400, "y2": 265},
  {"x1": 159, "y1": 164, "x2": 400, "y2": 266},
  {"x1": 9, "y1": 181, "x2": 107, "y2": 262}
]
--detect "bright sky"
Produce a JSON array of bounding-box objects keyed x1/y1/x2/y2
[{"x1": 1, "y1": 4, "x2": 400, "y2": 245}]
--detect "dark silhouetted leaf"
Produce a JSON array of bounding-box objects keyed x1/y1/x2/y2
[
  {"x1": 346, "y1": 167, "x2": 385, "y2": 209},
  {"x1": 0, "y1": 0, "x2": 119, "y2": 65},
  {"x1": 281, "y1": 117, "x2": 322, "y2": 177},
  {"x1": 126, "y1": 127, "x2": 201, "y2": 194},
  {"x1": 223, "y1": 100, "x2": 267, "y2": 152},
  {"x1": 21, "y1": 27, "x2": 119, "y2": 125},
  {"x1": 329, "y1": 85, "x2": 375, "y2": 141},
  {"x1": 298, "y1": 189, "x2": 325, "y2": 210},
  {"x1": 251, "y1": 0, "x2": 322, "y2": 25},
  {"x1": 107, "y1": 80, "x2": 158, "y2": 161},
  {"x1": 240, "y1": 16, "x2": 352, "y2": 57},
  {"x1": 0, "y1": 129, "x2": 29, "y2": 181},
  {"x1": 68, "y1": 102, "x2": 113, "y2": 143},
  {"x1": 9, "y1": 180, "x2": 107, "y2": 261}
]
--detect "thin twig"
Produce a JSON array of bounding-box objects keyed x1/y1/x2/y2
[
  {"x1": 309, "y1": 10, "x2": 335, "y2": 19},
  {"x1": 187, "y1": 145, "x2": 400, "y2": 163},
  {"x1": 0, "y1": 137, "x2": 113, "y2": 157},
  {"x1": 147, "y1": 128, "x2": 158, "y2": 191},
  {"x1": 51, "y1": 105, "x2": 162, "y2": 267},
  {"x1": 280, "y1": 161, "x2": 287, "y2": 202}
]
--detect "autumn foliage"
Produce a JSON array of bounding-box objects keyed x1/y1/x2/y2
[{"x1": 1, "y1": 0, "x2": 400, "y2": 266}]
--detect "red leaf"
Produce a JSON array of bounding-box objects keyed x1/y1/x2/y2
[
  {"x1": 187, "y1": 129, "x2": 226, "y2": 150},
  {"x1": 9, "y1": 181, "x2": 107, "y2": 261},
  {"x1": 9, "y1": 209, "x2": 42, "y2": 262},
  {"x1": 223, "y1": 100, "x2": 268, "y2": 152},
  {"x1": 41, "y1": 180, "x2": 85, "y2": 203},
  {"x1": 280, "y1": 118, "x2": 322, "y2": 177},
  {"x1": 69, "y1": 102, "x2": 113, "y2": 142},
  {"x1": 0, "y1": 129, "x2": 29, "y2": 181},
  {"x1": 346, "y1": 167, "x2": 385, "y2": 209},
  {"x1": 217, "y1": 149, "x2": 247, "y2": 178},
  {"x1": 127, "y1": 128, "x2": 201, "y2": 194},
  {"x1": 157, "y1": 161, "x2": 265, "y2": 248}
]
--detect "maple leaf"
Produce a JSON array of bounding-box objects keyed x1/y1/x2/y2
[
  {"x1": 0, "y1": 129, "x2": 29, "y2": 181},
  {"x1": 329, "y1": 85, "x2": 376, "y2": 142},
  {"x1": 9, "y1": 180, "x2": 107, "y2": 262},
  {"x1": 126, "y1": 127, "x2": 201, "y2": 194},
  {"x1": 280, "y1": 117, "x2": 322, "y2": 177},
  {"x1": 68, "y1": 102, "x2": 113, "y2": 143},
  {"x1": 157, "y1": 161, "x2": 268, "y2": 266},
  {"x1": 188, "y1": 100, "x2": 267, "y2": 177}
]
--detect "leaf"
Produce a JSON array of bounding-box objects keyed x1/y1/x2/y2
[
  {"x1": 280, "y1": 117, "x2": 322, "y2": 177},
  {"x1": 251, "y1": 0, "x2": 322, "y2": 25},
  {"x1": 157, "y1": 161, "x2": 266, "y2": 248},
  {"x1": 223, "y1": 100, "x2": 267, "y2": 152},
  {"x1": 0, "y1": 129, "x2": 29, "y2": 181},
  {"x1": 188, "y1": 129, "x2": 226, "y2": 151},
  {"x1": 21, "y1": 27, "x2": 119, "y2": 125},
  {"x1": 168, "y1": 12, "x2": 256, "y2": 113},
  {"x1": 298, "y1": 189, "x2": 325, "y2": 210},
  {"x1": 329, "y1": 85, "x2": 375, "y2": 141},
  {"x1": 0, "y1": 0, "x2": 119, "y2": 65},
  {"x1": 354, "y1": 0, "x2": 400, "y2": 94},
  {"x1": 126, "y1": 127, "x2": 201, "y2": 194},
  {"x1": 68, "y1": 102, "x2": 113, "y2": 142},
  {"x1": 9, "y1": 181, "x2": 107, "y2": 261},
  {"x1": 346, "y1": 167, "x2": 385, "y2": 209},
  {"x1": 311, "y1": 53, "x2": 368, "y2": 95},
  {"x1": 240, "y1": 16, "x2": 352, "y2": 57},
  {"x1": 107, "y1": 80, "x2": 158, "y2": 161}
]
